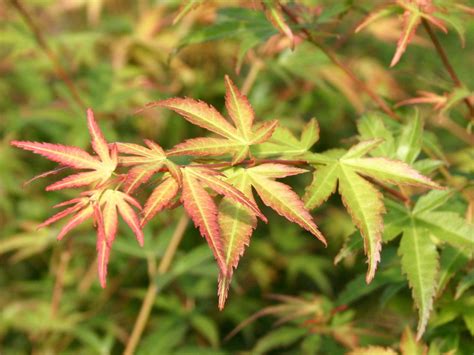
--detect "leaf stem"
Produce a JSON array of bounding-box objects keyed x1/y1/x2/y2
[
  {"x1": 421, "y1": 19, "x2": 474, "y2": 121},
  {"x1": 123, "y1": 214, "x2": 189, "y2": 355},
  {"x1": 366, "y1": 177, "x2": 411, "y2": 205},
  {"x1": 10, "y1": 0, "x2": 87, "y2": 110},
  {"x1": 280, "y1": 4, "x2": 401, "y2": 121}
]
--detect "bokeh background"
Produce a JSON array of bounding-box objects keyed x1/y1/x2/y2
[{"x1": 1, "y1": 1, "x2": 473, "y2": 353}]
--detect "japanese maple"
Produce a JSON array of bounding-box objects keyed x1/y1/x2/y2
[{"x1": 11, "y1": 77, "x2": 446, "y2": 316}]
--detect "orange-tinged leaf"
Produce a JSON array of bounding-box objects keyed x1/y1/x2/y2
[
  {"x1": 181, "y1": 168, "x2": 226, "y2": 273},
  {"x1": 87, "y1": 108, "x2": 111, "y2": 164},
  {"x1": 93, "y1": 190, "x2": 144, "y2": 287},
  {"x1": 38, "y1": 203, "x2": 84, "y2": 229},
  {"x1": 116, "y1": 140, "x2": 165, "y2": 165},
  {"x1": 157, "y1": 98, "x2": 241, "y2": 141},
  {"x1": 218, "y1": 172, "x2": 257, "y2": 309},
  {"x1": 225, "y1": 75, "x2": 254, "y2": 139},
  {"x1": 12, "y1": 109, "x2": 117, "y2": 191},
  {"x1": 46, "y1": 171, "x2": 104, "y2": 191},
  {"x1": 188, "y1": 167, "x2": 266, "y2": 222},
  {"x1": 53, "y1": 197, "x2": 84, "y2": 208},
  {"x1": 248, "y1": 167, "x2": 326, "y2": 245},
  {"x1": 116, "y1": 142, "x2": 162, "y2": 162},
  {"x1": 57, "y1": 205, "x2": 94, "y2": 241},
  {"x1": 142, "y1": 177, "x2": 180, "y2": 226},
  {"x1": 115, "y1": 191, "x2": 144, "y2": 246},
  {"x1": 123, "y1": 163, "x2": 163, "y2": 193},
  {"x1": 11, "y1": 141, "x2": 100, "y2": 170},
  {"x1": 391, "y1": 10, "x2": 421, "y2": 67},
  {"x1": 250, "y1": 120, "x2": 279, "y2": 144},
  {"x1": 164, "y1": 160, "x2": 183, "y2": 186},
  {"x1": 153, "y1": 76, "x2": 278, "y2": 164},
  {"x1": 94, "y1": 204, "x2": 110, "y2": 288},
  {"x1": 246, "y1": 163, "x2": 307, "y2": 178},
  {"x1": 263, "y1": 1, "x2": 295, "y2": 50},
  {"x1": 116, "y1": 140, "x2": 166, "y2": 192},
  {"x1": 144, "y1": 139, "x2": 165, "y2": 154},
  {"x1": 101, "y1": 191, "x2": 118, "y2": 246},
  {"x1": 167, "y1": 137, "x2": 244, "y2": 157}
]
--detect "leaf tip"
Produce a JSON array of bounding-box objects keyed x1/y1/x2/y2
[{"x1": 218, "y1": 273, "x2": 231, "y2": 311}]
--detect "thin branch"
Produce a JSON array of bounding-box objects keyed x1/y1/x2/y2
[
  {"x1": 10, "y1": 0, "x2": 87, "y2": 110},
  {"x1": 280, "y1": 4, "x2": 401, "y2": 121},
  {"x1": 422, "y1": 19, "x2": 474, "y2": 121},
  {"x1": 434, "y1": 114, "x2": 474, "y2": 145},
  {"x1": 123, "y1": 214, "x2": 189, "y2": 355},
  {"x1": 50, "y1": 240, "x2": 72, "y2": 318},
  {"x1": 241, "y1": 58, "x2": 264, "y2": 96}
]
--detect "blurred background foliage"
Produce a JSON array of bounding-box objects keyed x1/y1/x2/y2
[{"x1": 1, "y1": 0, "x2": 473, "y2": 354}]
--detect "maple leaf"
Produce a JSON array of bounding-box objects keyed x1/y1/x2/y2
[
  {"x1": 145, "y1": 76, "x2": 278, "y2": 164},
  {"x1": 11, "y1": 109, "x2": 145, "y2": 288},
  {"x1": 11, "y1": 109, "x2": 117, "y2": 191},
  {"x1": 37, "y1": 188, "x2": 143, "y2": 287},
  {"x1": 396, "y1": 87, "x2": 473, "y2": 115},
  {"x1": 94, "y1": 189, "x2": 143, "y2": 287},
  {"x1": 304, "y1": 139, "x2": 441, "y2": 283},
  {"x1": 180, "y1": 166, "x2": 267, "y2": 276},
  {"x1": 141, "y1": 175, "x2": 180, "y2": 226},
  {"x1": 217, "y1": 163, "x2": 326, "y2": 309},
  {"x1": 37, "y1": 190, "x2": 99, "y2": 241},
  {"x1": 382, "y1": 192, "x2": 474, "y2": 339},
  {"x1": 262, "y1": 0, "x2": 295, "y2": 50},
  {"x1": 115, "y1": 139, "x2": 180, "y2": 193},
  {"x1": 355, "y1": 0, "x2": 451, "y2": 67}
]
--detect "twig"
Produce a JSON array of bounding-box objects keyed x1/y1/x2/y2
[
  {"x1": 242, "y1": 58, "x2": 264, "y2": 96},
  {"x1": 422, "y1": 19, "x2": 474, "y2": 121},
  {"x1": 280, "y1": 4, "x2": 400, "y2": 121},
  {"x1": 10, "y1": 0, "x2": 87, "y2": 110},
  {"x1": 123, "y1": 214, "x2": 189, "y2": 355},
  {"x1": 434, "y1": 114, "x2": 474, "y2": 145},
  {"x1": 50, "y1": 240, "x2": 72, "y2": 317}
]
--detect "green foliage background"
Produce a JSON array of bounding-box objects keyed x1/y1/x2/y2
[{"x1": 1, "y1": 0, "x2": 473, "y2": 354}]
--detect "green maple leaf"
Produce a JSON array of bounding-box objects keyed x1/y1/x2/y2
[
  {"x1": 383, "y1": 191, "x2": 473, "y2": 339},
  {"x1": 304, "y1": 139, "x2": 441, "y2": 283}
]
